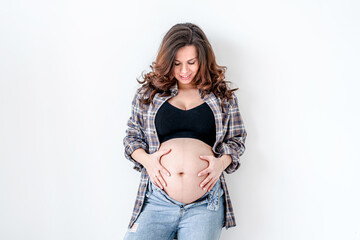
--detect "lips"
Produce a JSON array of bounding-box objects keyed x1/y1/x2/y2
[{"x1": 180, "y1": 74, "x2": 191, "y2": 80}]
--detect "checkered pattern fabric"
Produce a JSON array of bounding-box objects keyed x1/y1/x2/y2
[{"x1": 123, "y1": 82, "x2": 247, "y2": 229}]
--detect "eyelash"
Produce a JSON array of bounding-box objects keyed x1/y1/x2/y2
[{"x1": 174, "y1": 62, "x2": 195, "y2": 66}]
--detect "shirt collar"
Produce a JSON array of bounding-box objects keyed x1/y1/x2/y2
[
  {"x1": 169, "y1": 82, "x2": 178, "y2": 95},
  {"x1": 170, "y1": 81, "x2": 204, "y2": 97}
]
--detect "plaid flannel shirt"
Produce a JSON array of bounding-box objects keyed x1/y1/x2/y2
[{"x1": 123, "y1": 82, "x2": 247, "y2": 229}]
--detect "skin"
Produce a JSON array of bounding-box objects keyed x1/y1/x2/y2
[
  {"x1": 131, "y1": 45, "x2": 232, "y2": 195},
  {"x1": 173, "y1": 45, "x2": 200, "y2": 90}
]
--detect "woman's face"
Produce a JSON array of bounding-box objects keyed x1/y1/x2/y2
[{"x1": 173, "y1": 45, "x2": 199, "y2": 88}]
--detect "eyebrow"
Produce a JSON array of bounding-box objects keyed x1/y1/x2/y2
[{"x1": 174, "y1": 57, "x2": 197, "y2": 62}]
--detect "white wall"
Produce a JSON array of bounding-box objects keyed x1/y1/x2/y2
[{"x1": 1, "y1": 0, "x2": 359, "y2": 239}]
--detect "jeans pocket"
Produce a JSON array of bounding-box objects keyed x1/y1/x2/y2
[{"x1": 207, "y1": 180, "x2": 222, "y2": 211}]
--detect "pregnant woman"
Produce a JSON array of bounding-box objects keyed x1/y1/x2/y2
[{"x1": 123, "y1": 23, "x2": 247, "y2": 240}]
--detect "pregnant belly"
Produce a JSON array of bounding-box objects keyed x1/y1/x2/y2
[{"x1": 158, "y1": 138, "x2": 215, "y2": 204}]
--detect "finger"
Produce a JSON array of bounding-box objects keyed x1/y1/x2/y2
[
  {"x1": 164, "y1": 148, "x2": 172, "y2": 154},
  {"x1": 154, "y1": 176, "x2": 163, "y2": 189},
  {"x1": 207, "y1": 180, "x2": 217, "y2": 192},
  {"x1": 199, "y1": 155, "x2": 209, "y2": 161},
  {"x1": 200, "y1": 177, "x2": 212, "y2": 190},
  {"x1": 198, "y1": 168, "x2": 210, "y2": 177},
  {"x1": 151, "y1": 178, "x2": 159, "y2": 188},
  {"x1": 161, "y1": 148, "x2": 172, "y2": 155},
  {"x1": 160, "y1": 166, "x2": 171, "y2": 177},
  {"x1": 203, "y1": 178, "x2": 215, "y2": 191},
  {"x1": 157, "y1": 174, "x2": 167, "y2": 187}
]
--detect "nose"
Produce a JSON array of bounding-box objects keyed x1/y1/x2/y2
[{"x1": 180, "y1": 64, "x2": 189, "y2": 74}]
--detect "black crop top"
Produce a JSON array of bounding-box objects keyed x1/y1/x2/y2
[{"x1": 155, "y1": 100, "x2": 216, "y2": 147}]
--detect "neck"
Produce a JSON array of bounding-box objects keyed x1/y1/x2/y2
[{"x1": 177, "y1": 82, "x2": 198, "y2": 90}]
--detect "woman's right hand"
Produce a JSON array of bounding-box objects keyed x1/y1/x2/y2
[{"x1": 145, "y1": 148, "x2": 172, "y2": 189}]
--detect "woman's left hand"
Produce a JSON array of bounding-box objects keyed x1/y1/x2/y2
[{"x1": 197, "y1": 155, "x2": 225, "y2": 192}]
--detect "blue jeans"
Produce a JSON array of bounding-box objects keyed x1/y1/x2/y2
[{"x1": 124, "y1": 179, "x2": 225, "y2": 240}]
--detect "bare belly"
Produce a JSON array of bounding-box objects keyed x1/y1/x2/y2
[{"x1": 158, "y1": 138, "x2": 215, "y2": 204}]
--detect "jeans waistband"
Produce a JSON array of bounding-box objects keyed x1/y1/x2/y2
[{"x1": 147, "y1": 178, "x2": 224, "y2": 211}]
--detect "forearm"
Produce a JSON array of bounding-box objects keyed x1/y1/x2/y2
[
  {"x1": 131, "y1": 148, "x2": 150, "y2": 168},
  {"x1": 220, "y1": 154, "x2": 232, "y2": 171}
]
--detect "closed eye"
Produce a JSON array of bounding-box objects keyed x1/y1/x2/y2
[{"x1": 174, "y1": 61, "x2": 196, "y2": 66}]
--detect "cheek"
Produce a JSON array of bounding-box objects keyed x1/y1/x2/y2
[{"x1": 192, "y1": 65, "x2": 199, "y2": 73}]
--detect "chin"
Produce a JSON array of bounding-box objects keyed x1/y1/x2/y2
[{"x1": 176, "y1": 77, "x2": 196, "y2": 86}]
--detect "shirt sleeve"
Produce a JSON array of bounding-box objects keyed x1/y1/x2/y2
[
  {"x1": 216, "y1": 93, "x2": 247, "y2": 174},
  {"x1": 123, "y1": 90, "x2": 148, "y2": 172}
]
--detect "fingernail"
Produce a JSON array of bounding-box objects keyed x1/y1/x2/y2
[
  {"x1": 167, "y1": 173, "x2": 170, "y2": 176},
  {"x1": 198, "y1": 173, "x2": 201, "y2": 177},
  {"x1": 200, "y1": 184, "x2": 203, "y2": 188},
  {"x1": 203, "y1": 187, "x2": 207, "y2": 191}
]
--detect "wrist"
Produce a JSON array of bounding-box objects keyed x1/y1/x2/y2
[
  {"x1": 131, "y1": 148, "x2": 151, "y2": 168},
  {"x1": 220, "y1": 154, "x2": 232, "y2": 171}
]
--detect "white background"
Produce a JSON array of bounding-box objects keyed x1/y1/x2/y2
[{"x1": 1, "y1": 0, "x2": 359, "y2": 239}]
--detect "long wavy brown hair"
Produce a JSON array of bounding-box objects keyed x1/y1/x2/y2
[{"x1": 137, "y1": 22, "x2": 238, "y2": 108}]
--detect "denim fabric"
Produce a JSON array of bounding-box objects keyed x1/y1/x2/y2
[{"x1": 124, "y1": 179, "x2": 225, "y2": 240}]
